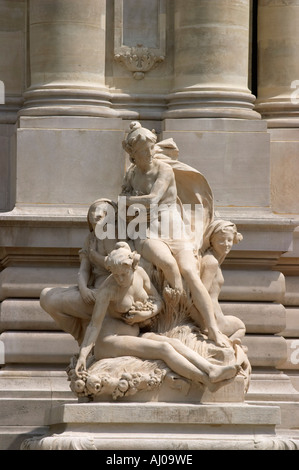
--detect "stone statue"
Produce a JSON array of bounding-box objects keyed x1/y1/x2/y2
[
  {"x1": 40, "y1": 198, "x2": 118, "y2": 345},
  {"x1": 120, "y1": 121, "x2": 228, "y2": 348},
  {"x1": 41, "y1": 121, "x2": 251, "y2": 403},
  {"x1": 71, "y1": 241, "x2": 239, "y2": 398},
  {"x1": 200, "y1": 220, "x2": 246, "y2": 343}
]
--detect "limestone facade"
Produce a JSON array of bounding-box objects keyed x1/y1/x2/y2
[{"x1": 0, "y1": 0, "x2": 299, "y2": 449}]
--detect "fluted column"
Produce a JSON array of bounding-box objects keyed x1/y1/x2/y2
[
  {"x1": 20, "y1": 0, "x2": 116, "y2": 117},
  {"x1": 256, "y1": 0, "x2": 299, "y2": 127},
  {"x1": 165, "y1": 0, "x2": 260, "y2": 119}
]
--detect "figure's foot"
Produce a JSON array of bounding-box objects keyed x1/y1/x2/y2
[
  {"x1": 207, "y1": 376, "x2": 235, "y2": 393},
  {"x1": 209, "y1": 364, "x2": 238, "y2": 384},
  {"x1": 208, "y1": 328, "x2": 231, "y2": 348}
]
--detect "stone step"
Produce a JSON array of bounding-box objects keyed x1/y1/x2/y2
[
  {"x1": 0, "y1": 298, "x2": 56, "y2": 332},
  {"x1": 220, "y1": 302, "x2": 286, "y2": 334},
  {"x1": 275, "y1": 339, "x2": 299, "y2": 370},
  {"x1": 220, "y1": 269, "x2": 285, "y2": 302},
  {"x1": 0, "y1": 330, "x2": 288, "y2": 368},
  {"x1": 280, "y1": 308, "x2": 299, "y2": 337},
  {"x1": 284, "y1": 277, "x2": 299, "y2": 306},
  {"x1": 0, "y1": 267, "x2": 285, "y2": 303},
  {"x1": 0, "y1": 367, "x2": 73, "y2": 399},
  {"x1": 0, "y1": 398, "x2": 74, "y2": 427},
  {"x1": 0, "y1": 266, "x2": 77, "y2": 301},
  {"x1": 243, "y1": 335, "x2": 287, "y2": 368},
  {"x1": 0, "y1": 331, "x2": 78, "y2": 364},
  {"x1": 0, "y1": 298, "x2": 287, "y2": 334}
]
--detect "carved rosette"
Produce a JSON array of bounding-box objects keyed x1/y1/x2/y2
[{"x1": 114, "y1": 45, "x2": 165, "y2": 80}]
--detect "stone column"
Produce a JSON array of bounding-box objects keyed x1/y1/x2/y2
[
  {"x1": 256, "y1": 0, "x2": 299, "y2": 126},
  {"x1": 165, "y1": 0, "x2": 259, "y2": 119},
  {"x1": 20, "y1": 0, "x2": 116, "y2": 117}
]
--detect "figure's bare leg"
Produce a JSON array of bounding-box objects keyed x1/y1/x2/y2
[
  {"x1": 96, "y1": 334, "x2": 210, "y2": 386},
  {"x1": 217, "y1": 315, "x2": 246, "y2": 342},
  {"x1": 136, "y1": 239, "x2": 184, "y2": 293},
  {"x1": 143, "y1": 332, "x2": 237, "y2": 383},
  {"x1": 40, "y1": 287, "x2": 93, "y2": 344},
  {"x1": 175, "y1": 250, "x2": 230, "y2": 348}
]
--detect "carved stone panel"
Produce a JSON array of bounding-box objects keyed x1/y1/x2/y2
[{"x1": 114, "y1": 0, "x2": 166, "y2": 79}]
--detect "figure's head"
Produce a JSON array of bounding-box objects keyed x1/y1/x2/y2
[
  {"x1": 87, "y1": 199, "x2": 118, "y2": 233},
  {"x1": 105, "y1": 242, "x2": 140, "y2": 287},
  {"x1": 207, "y1": 220, "x2": 243, "y2": 260},
  {"x1": 122, "y1": 121, "x2": 157, "y2": 165}
]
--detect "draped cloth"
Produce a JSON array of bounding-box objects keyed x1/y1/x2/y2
[{"x1": 154, "y1": 138, "x2": 214, "y2": 251}]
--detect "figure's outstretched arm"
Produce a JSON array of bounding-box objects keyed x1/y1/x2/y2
[
  {"x1": 78, "y1": 257, "x2": 96, "y2": 305},
  {"x1": 75, "y1": 285, "x2": 112, "y2": 375}
]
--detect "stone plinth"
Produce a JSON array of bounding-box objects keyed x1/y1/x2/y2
[{"x1": 20, "y1": 402, "x2": 299, "y2": 450}]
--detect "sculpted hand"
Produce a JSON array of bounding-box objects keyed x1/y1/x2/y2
[
  {"x1": 80, "y1": 287, "x2": 96, "y2": 305},
  {"x1": 75, "y1": 356, "x2": 87, "y2": 378},
  {"x1": 123, "y1": 310, "x2": 152, "y2": 325},
  {"x1": 89, "y1": 236, "x2": 97, "y2": 251}
]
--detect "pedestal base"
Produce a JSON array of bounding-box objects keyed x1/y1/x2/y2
[{"x1": 21, "y1": 402, "x2": 299, "y2": 450}]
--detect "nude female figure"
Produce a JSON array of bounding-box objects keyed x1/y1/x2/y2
[
  {"x1": 75, "y1": 242, "x2": 238, "y2": 389},
  {"x1": 40, "y1": 199, "x2": 118, "y2": 345},
  {"x1": 120, "y1": 121, "x2": 229, "y2": 348},
  {"x1": 200, "y1": 220, "x2": 246, "y2": 342}
]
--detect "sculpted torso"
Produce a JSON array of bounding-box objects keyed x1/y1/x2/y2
[
  {"x1": 126, "y1": 159, "x2": 178, "y2": 206},
  {"x1": 108, "y1": 266, "x2": 149, "y2": 318}
]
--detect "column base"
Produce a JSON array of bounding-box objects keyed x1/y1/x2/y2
[
  {"x1": 164, "y1": 90, "x2": 261, "y2": 120},
  {"x1": 255, "y1": 97, "x2": 299, "y2": 128},
  {"x1": 19, "y1": 85, "x2": 118, "y2": 118}
]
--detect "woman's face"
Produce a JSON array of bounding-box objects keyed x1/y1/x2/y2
[
  {"x1": 110, "y1": 263, "x2": 134, "y2": 287},
  {"x1": 130, "y1": 140, "x2": 155, "y2": 167},
  {"x1": 90, "y1": 204, "x2": 108, "y2": 232},
  {"x1": 211, "y1": 230, "x2": 234, "y2": 258}
]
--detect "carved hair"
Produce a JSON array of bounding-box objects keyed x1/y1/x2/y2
[
  {"x1": 202, "y1": 219, "x2": 243, "y2": 254},
  {"x1": 210, "y1": 220, "x2": 243, "y2": 245},
  {"x1": 122, "y1": 121, "x2": 157, "y2": 156},
  {"x1": 105, "y1": 242, "x2": 141, "y2": 271}
]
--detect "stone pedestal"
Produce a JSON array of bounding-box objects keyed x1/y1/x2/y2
[
  {"x1": 162, "y1": 119, "x2": 270, "y2": 208},
  {"x1": 11, "y1": 116, "x2": 125, "y2": 212},
  {"x1": 20, "y1": 402, "x2": 299, "y2": 450}
]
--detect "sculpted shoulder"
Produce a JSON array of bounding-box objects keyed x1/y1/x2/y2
[
  {"x1": 154, "y1": 159, "x2": 174, "y2": 177},
  {"x1": 98, "y1": 274, "x2": 118, "y2": 298},
  {"x1": 202, "y1": 252, "x2": 219, "y2": 270}
]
